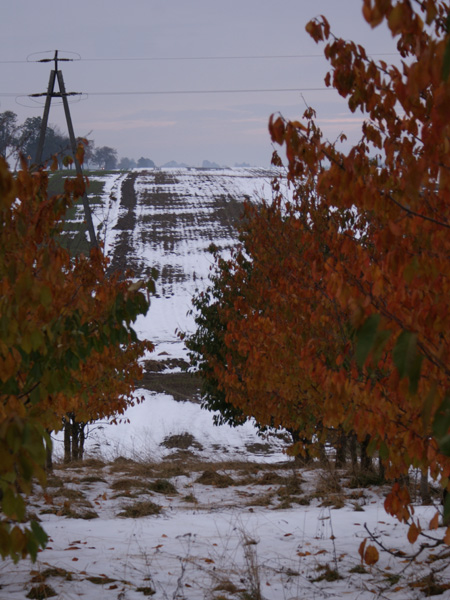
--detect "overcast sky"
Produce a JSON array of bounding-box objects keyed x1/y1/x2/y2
[{"x1": 0, "y1": 1, "x2": 398, "y2": 167}]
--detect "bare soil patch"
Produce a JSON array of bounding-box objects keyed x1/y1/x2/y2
[{"x1": 139, "y1": 371, "x2": 201, "y2": 401}]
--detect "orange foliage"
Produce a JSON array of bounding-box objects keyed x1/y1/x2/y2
[
  {"x1": 190, "y1": 0, "x2": 450, "y2": 545},
  {"x1": 0, "y1": 158, "x2": 153, "y2": 560}
]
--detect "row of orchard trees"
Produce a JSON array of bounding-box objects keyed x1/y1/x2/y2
[
  {"x1": 186, "y1": 0, "x2": 450, "y2": 551},
  {"x1": 0, "y1": 151, "x2": 154, "y2": 561},
  {"x1": 0, "y1": 111, "x2": 154, "y2": 170}
]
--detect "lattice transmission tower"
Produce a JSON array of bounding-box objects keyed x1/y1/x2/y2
[{"x1": 32, "y1": 50, "x2": 97, "y2": 248}]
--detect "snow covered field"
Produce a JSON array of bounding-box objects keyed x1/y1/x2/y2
[
  {"x1": 56, "y1": 167, "x2": 288, "y2": 464},
  {"x1": 2, "y1": 457, "x2": 448, "y2": 600},
  {"x1": 2, "y1": 168, "x2": 450, "y2": 599}
]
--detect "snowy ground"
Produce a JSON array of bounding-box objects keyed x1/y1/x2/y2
[
  {"x1": 2, "y1": 169, "x2": 450, "y2": 599},
  {"x1": 2, "y1": 458, "x2": 449, "y2": 599}
]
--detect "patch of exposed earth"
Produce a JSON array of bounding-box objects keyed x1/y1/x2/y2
[{"x1": 141, "y1": 357, "x2": 202, "y2": 402}]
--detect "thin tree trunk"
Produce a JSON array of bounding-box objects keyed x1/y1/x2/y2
[
  {"x1": 45, "y1": 429, "x2": 53, "y2": 471},
  {"x1": 335, "y1": 428, "x2": 347, "y2": 468},
  {"x1": 72, "y1": 418, "x2": 79, "y2": 461},
  {"x1": 420, "y1": 470, "x2": 431, "y2": 504},
  {"x1": 349, "y1": 433, "x2": 358, "y2": 471},
  {"x1": 360, "y1": 435, "x2": 372, "y2": 472},
  {"x1": 79, "y1": 423, "x2": 85, "y2": 461},
  {"x1": 63, "y1": 416, "x2": 71, "y2": 463}
]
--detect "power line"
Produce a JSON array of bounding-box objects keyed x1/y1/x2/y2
[
  {"x1": 0, "y1": 87, "x2": 332, "y2": 98},
  {"x1": 78, "y1": 53, "x2": 398, "y2": 62},
  {"x1": 0, "y1": 51, "x2": 399, "y2": 65},
  {"x1": 85, "y1": 87, "x2": 332, "y2": 96}
]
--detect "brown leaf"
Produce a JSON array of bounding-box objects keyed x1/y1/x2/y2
[
  {"x1": 358, "y1": 539, "x2": 367, "y2": 563},
  {"x1": 364, "y1": 545, "x2": 379, "y2": 566},
  {"x1": 407, "y1": 522, "x2": 421, "y2": 544},
  {"x1": 429, "y1": 512, "x2": 440, "y2": 531}
]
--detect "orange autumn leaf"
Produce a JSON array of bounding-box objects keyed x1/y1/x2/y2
[
  {"x1": 364, "y1": 545, "x2": 380, "y2": 566},
  {"x1": 358, "y1": 539, "x2": 367, "y2": 563},
  {"x1": 429, "y1": 513, "x2": 440, "y2": 530},
  {"x1": 407, "y1": 522, "x2": 421, "y2": 544},
  {"x1": 444, "y1": 527, "x2": 450, "y2": 546}
]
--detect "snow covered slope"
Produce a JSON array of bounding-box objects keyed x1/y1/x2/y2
[
  {"x1": 106, "y1": 167, "x2": 276, "y2": 357},
  {"x1": 59, "y1": 167, "x2": 290, "y2": 462}
]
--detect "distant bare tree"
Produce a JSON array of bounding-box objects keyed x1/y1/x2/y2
[
  {"x1": 94, "y1": 146, "x2": 118, "y2": 170},
  {"x1": 137, "y1": 157, "x2": 155, "y2": 168},
  {"x1": 119, "y1": 156, "x2": 137, "y2": 170},
  {"x1": 0, "y1": 111, "x2": 20, "y2": 160}
]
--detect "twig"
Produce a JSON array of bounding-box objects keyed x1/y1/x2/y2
[{"x1": 363, "y1": 522, "x2": 443, "y2": 563}]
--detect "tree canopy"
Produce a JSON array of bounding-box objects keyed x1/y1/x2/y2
[
  {"x1": 0, "y1": 156, "x2": 154, "y2": 561},
  {"x1": 186, "y1": 0, "x2": 450, "y2": 551}
]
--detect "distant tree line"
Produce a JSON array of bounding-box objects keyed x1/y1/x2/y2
[{"x1": 0, "y1": 110, "x2": 154, "y2": 171}]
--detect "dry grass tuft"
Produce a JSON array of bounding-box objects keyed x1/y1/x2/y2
[
  {"x1": 53, "y1": 487, "x2": 86, "y2": 500},
  {"x1": 80, "y1": 457, "x2": 106, "y2": 469},
  {"x1": 182, "y1": 493, "x2": 198, "y2": 503},
  {"x1": 55, "y1": 457, "x2": 106, "y2": 471},
  {"x1": 196, "y1": 469, "x2": 235, "y2": 488},
  {"x1": 409, "y1": 572, "x2": 450, "y2": 596},
  {"x1": 311, "y1": 564, "x2": 343, "y2": 583},
  {"x1": 86, "y1": 576, "x2": 116, "y2": 585},
  {"x1": 148, "y1": 479, "x2": 178, "y2": 495},
  {"x1": 349, "y1": 564, "x2": 367, "y2": 574},
  {"x1": 245, "y1": 492, "x2": 274, "y2": 508},
  {"x1": 319, "y1": 494, "x2": 345, "y2": 509},
  {"x1": 59, "y1": 506, "x2": 99, "y2": 520},
  {"x1": 117, "y1": 500, "x2": 161, "y2": 518},
  {"x1": 38, "y1": 567, "x2": 73, "y2": 582},
  {"x1": 110, "y1": 476, "x2": 177, "y2": 495},
  {"x1": 311, "y1": 470, "x2": 346, "y2": 508},
  {"x1": 80, "y1": 475, "x2": 107, "y2": 484},
  {"x1": 110, "y1": 478, "x2": 143, "y2": 491},
  {"x1": 254, "y1": 472, "x2": 287, "y2": 485},
  {"x1": 348, "y1": 471, "x2": 385, "y2": 489},
  {"x1": 315, "y1": 471, "x2": 342, "y2": 494},
  {"x1": 213, "y1": 579, "x2": 239, "y2": 593},
  {"x1": 166, "y1": 449, "x2": 197, "y2": 461},
  {"x1": 26, "y1": 584, "x2": 57, "y2": 599},
  {"x1": 136, "y1": 585, "x2": 156, "y2": 596},
  {"x1": 45, "y1": 475, "x2": 64, "y2": 488},
  {"x1": 161, "y1": 432, "x2": 203, "y2": 450},
  {"x1": 41, "y1": 487, "x2": 99, "y2": 520},
  {"x1": 152, "y1": 461, "x2": 187, "y2": 478},
  {"x1": 108, "y1": 457, "x2": 140, "y2": 473}
]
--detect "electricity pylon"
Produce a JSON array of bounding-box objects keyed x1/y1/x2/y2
[{"x1": 32, "y1": 50, "x2": 97, "y2": 249}]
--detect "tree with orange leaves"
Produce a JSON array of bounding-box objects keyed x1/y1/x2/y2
[
  {"x1": 187, "y1": 0, "x2": 450, "y2": 551},
  {"x1": 0, "y1": 157, "x2": 154, "y2": 561}
]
